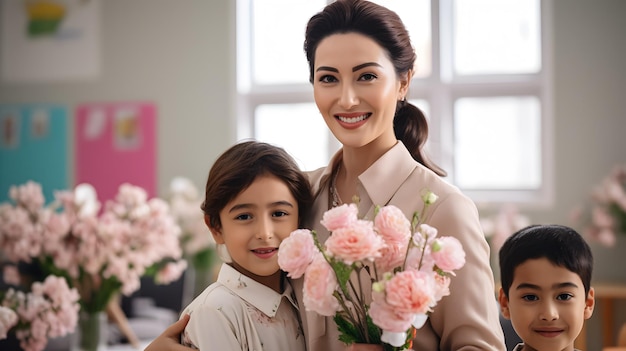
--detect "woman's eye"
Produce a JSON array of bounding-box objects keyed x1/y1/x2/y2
[
  {"x1": 235, "y1": 213, "x2": 252, "y2": 221},
  {"x1": 319, "y1": 75, "x2": 337, "y2": 83},
  {"x1": 522, "y1": 294, "x2": 539, "y2": 302},
  {"x1": 557, "y1": 293, "x2": 573, "y2": 301},
  {"x1": 359, "y1": 73, "x2": 377, "y2": 81}
]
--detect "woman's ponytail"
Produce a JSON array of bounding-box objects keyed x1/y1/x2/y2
[{"x1": 394, "y1": 101, "x2": 447, "y2": 177}]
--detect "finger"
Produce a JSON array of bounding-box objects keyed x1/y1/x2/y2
[{"x1": 166, "y1": 314, "x2": 190, "y2": 336}]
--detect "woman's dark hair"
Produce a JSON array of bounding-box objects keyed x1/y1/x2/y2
[
  {"x1": 499, "y1": 224, "x2": 594, "y2": 297},
  {"x1": 304, "y1": 0, "x2": 445, "y2": 176},
  {"x1": 201, "y1": 141, "x2": 313, "y2": 231}
]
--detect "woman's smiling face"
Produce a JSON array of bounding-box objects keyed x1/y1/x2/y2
[{"x1": 312, "y1": 32, "x2": 409, "y2": 151}]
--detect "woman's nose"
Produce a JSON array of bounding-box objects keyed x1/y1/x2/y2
[{"x1": 338, "y1": 83, "x2": 358, "y2": 109}]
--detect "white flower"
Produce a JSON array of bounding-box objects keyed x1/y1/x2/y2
[
  {"x1": 74, "y1": 183, "x2": 100, "y2": 218},
  {"x1": 0, "y1": 306, "x2": 18, "y2": 339}
]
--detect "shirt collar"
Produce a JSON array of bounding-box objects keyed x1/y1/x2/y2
[
  {"x1": 216, "y1": 263, "x2": 297, "y2": 318},
  {"x1": 358, "y1": 141, "x2": 417, "y2": 206}
]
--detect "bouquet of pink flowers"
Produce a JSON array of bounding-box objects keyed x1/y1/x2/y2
[
  {"x1": 0, "y1": 275, "x2": 80, "y2": 351},
  {"x1": 278, "y1": 191, "x2": 466, "y2": 350},
  {"x1": 571, "y1": 164, "x2": 626, "y2": 247},
  {"x1": 0, "y1": 181, "x2": 186, "y2": 315}
]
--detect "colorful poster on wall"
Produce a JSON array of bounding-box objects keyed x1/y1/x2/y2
[
  {"x1": 1, "y1": 0, "x2": 100, "y2": 82},
  {"x1": 0, "y1": 104, "x2": 68, "y2": 203},
  {"x1": 75, "y1": 102, "x2": 156, "y2": 204}
]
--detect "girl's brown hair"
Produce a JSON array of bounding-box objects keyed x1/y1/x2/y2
[{"x1": 201, "y1": 141, "x2": 313, "y2": 231}]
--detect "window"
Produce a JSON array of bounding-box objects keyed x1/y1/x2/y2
[{"x1": 236, "y1": 0, "x2": 553, "y2": 206}]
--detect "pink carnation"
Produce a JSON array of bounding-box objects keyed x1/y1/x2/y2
[
  {"x1": 404, "y1": 246, "x2": 435, "y2": 272},
  {"x1": 278, "y1": 229, "x2": 318, "y2": 279},
  {"x1": 368, "y1": 291, "x2": 413, "y2": 333},
  {"x1": 325, "y1": 220, "x2": 384, "y2": 264},
  {"x1": 374, "y1": 205, "x2": 411, "y2": 245},
  {"x1": 433, "y1": 273, "x2": 451, "y2": 301},
  {"x1": 303, "y1": 254, "x2": 340, "y2": 316},
  {"x1": 320, "y1": 203, "x2": 358, "y2": 232},
  {"x1": 375, "y1": 242, "x2": 408, "y2": 273},
  {"x1": 385, "y1": 270, "x2": 435, "y2": 315},
  {"x1": 431, "y1": 236, "x2": 466, "y2": 272}
]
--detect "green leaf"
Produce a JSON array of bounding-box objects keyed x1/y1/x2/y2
[
  {"x1": 334, "y1": 314, "x2": 359, "y2": 345},
  {"x1": 332, "y1": 261, "x2": 353, "y2": 288},
  {"x1": 191, "y1": 248, "x2": 215, "y2": 269}
]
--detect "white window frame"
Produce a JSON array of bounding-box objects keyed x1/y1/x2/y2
[{"x1": 235, "y1": 0, "x2": 554, "y2": 208}]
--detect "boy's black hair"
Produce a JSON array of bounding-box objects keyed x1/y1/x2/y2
[{"x1": 499, "y1": 224, "x2": 593, "y2": 297}]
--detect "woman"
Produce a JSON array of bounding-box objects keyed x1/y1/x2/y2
[{"x1": 146, "y1": 0, "x2": 505, "y2": 349}]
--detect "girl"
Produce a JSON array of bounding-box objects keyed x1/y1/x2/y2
[{"x1": 179, "y1": 141, "x2": 312, "y2": 350}]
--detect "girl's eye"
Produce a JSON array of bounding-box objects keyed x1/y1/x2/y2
[
  {"x1": 273, "y1": 210, "x2": 288, "y2": 218},
  {"x1": 235, "y1": 213, "x2": 252, "y2": 221},
  {"x1": 319, "y1": 75, "x2": 337, "y2": 83},
  {"x1": 359, "y1": 73, "x2": 377, "y2": 81},
  {"x1": 522, "y1": 294, "x2": 539, "y2": 302},
  {"x1": 556, "y1": 293, "x2": 573, "y2": 301}
]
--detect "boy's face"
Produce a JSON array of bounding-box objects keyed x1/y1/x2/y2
[{"x1": 499, "y1": 257, "x2": 595, "y2": 351}]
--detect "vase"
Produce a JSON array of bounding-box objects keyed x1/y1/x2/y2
[{"x1": 73, "y1": 311, "x2": 107, "y2": 351}]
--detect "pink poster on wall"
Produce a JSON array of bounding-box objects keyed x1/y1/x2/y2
[{"x1": 75, "y1": 102, "x2": 156, "y2": 204}]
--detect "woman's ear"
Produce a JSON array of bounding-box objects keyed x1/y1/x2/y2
[
  {"x1": 584, "y1": 287, "x2": 595, "y2": 320},
  {"x1": 398, "y1": 69, "x2": 413, "y2": 100},
  {"x1": 205, "y1": 214, "x2": 224, "y2": 244},
  {"x1": 498, "y1": 288, "x2": 511, "y2": 320}
]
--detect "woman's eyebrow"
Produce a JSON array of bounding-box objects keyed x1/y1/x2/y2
[{"x1": 352, "y1": 62, "x2": 382, "y2": 72}]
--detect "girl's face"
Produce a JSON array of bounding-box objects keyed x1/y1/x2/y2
[
  {"x1": 312, "y1": 32, "x2": 409, "y2": 151},
  {"x1": 499, "y1": 258, "x2": 595, "y2": 351},
  {"x1": 212, "y1": 174, "x2": 299, "y2": 286}
]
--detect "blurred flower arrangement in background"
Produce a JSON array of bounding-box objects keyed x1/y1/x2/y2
[
  {"x1": 0, "y1": 275, "x2": 80, "y2": 351},
  {"x1": 571, "y1": 164, "x2": 626, "y2": 247},
  {"x1": 168, "y1": 177, "x2": 216, "y2": 299},
  {"x1": 0, "y1": 181, "x2": 186, "y2": 350},
  {"x1": 480, "y1": 204, "x2": 531, "y2": 255}
]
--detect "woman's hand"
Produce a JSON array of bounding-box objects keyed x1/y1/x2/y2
[
  {"x1": 144, "y1": 314, "x2": 194, "y2": 351},
  {"x1": 345, "y1": 344, "x2": 384, "y2": 351}
]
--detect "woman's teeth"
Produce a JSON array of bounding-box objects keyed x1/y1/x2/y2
[{"x1": 337, "y1": 114, "x2": 369, "y2": 123}]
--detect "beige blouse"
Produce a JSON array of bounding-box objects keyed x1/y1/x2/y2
[{"x1": 295, "y1": 141, "x2": 506, "y2": 350}]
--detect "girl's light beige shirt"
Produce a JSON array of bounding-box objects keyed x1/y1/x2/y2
[
  {"x1": 181, "y1": 263, "x2": 305, "y2": 351},
  {"x1": 294, "y1": 141, "x2": 506, "y2": 351}
]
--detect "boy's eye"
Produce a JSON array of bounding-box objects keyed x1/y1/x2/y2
[
  {"x1": 319, "y1": 75, "x2": 337, "y2": 83},
  {"x1": 358, "y1": 73, "x2": 377, "y2": 81},
  {"x1": 556, "y1": 293, "x2": 573, "y2": 301},
  {"x1": 521, "y1": 294, "x2": 539, "y2": 302}
]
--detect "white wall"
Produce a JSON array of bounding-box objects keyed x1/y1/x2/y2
[
  {"x1": 0, "y1": 0, "x2": 237, "y2": 192},
  {"x1": 1, "y1": 0, "x2": 624, "y2": 349}
]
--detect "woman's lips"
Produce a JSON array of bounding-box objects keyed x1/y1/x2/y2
[{"x1": 335, "y1": 113, "x2": 371, "y2": 129}]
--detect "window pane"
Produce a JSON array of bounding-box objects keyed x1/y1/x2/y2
[
  {"x1": 255, "y1": 103, "x2": 334, "y2": 171},
  {"x1": 453, "y1": 0, "x2": 541, "y2": 75},
  {"x1": 373, "y1": 0, "x2": 431, "y2": 78},
  {"x1": 454, "y1": 97, "x2": 541, "y2": 189},
  {"x1": 252, "y1": 0, "x2": 326, "y2": 85}
]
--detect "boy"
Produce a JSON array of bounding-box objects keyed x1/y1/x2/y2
[{"x1": 498, "y1": 224, "x2": 595, "y2": 351}]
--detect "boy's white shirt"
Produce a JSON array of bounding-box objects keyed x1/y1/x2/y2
[{"x1": 180, "y1": 263, "x2": 305, "y2": 350}]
